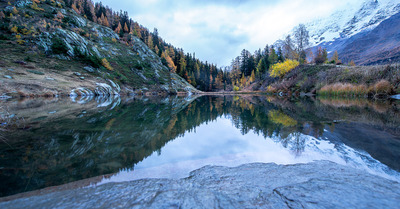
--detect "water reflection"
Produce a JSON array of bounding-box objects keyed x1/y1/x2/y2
[{"x1": 0, "y1": 95, "x2": 399, "y2": 198}]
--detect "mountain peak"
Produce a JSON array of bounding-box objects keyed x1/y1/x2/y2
[{"x1": 306, "y1": 0, "x2": 400, "y2": 46}]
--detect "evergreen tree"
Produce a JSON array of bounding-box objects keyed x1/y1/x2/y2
[
  {"x1": 277, "y1": 47, "x2": 284, "y2": 62},
  {"x1": 268, "y1": 47, "x2": 278, "y2": 66}
]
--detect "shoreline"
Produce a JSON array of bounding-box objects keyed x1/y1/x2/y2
[{"x1": 0, "y1": 161, "x2": 398, "y2": 208}]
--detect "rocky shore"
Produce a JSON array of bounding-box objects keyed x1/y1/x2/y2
[{"x1": 1, "y1": 161, "x2": 399, "y2": 208}]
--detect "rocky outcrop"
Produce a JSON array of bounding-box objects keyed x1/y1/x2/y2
[
  {"x1": 0, "y1": 0, "x2": 198, "y2": 97},
  {"x1": 1, "y1": 161, "x2": 399, "y2": 208}
]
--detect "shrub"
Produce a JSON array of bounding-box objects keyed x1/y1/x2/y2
[
  {"x1": 73, "y1": 46, "x2": 102, "y2": 68},
  {"x1": 266, "y1": 85, "x2": 277, "y2": 93},
  {"x1": 369, "y1": 80, "x2": 393, "y2": 95},
  {"x1": 0, "y1": 34, "x2": 9, "y2": 40},
  {"x1": 102, "y1": 58, "x2": 113, "y2": 71},
  {"x1": 269, "y1": 59, "x2": 299, "y2": 78},
  {"x1": 318, "y1": 83, "x2": 368, "y2": 97},
  {"x1": 31, "y1": 2, "x2": 45, "y2": 11},
  {"x1": 233, "y1": 86, "x2": 240, "y2": 91},
  {"x1": 10, "y1": 25, "x2": 18, "y2": 33},
  {"x1": 51, "y1": 37, "x2": 68, "y2": 54}
]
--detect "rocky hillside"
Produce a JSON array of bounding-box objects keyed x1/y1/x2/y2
[{"x1": 0, "y1": 0, "x2": 198, "y2": 98}]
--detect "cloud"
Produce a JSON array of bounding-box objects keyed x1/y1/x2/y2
[{"x1": 94, "y1": 0, "x2": 355, "y2": 66}]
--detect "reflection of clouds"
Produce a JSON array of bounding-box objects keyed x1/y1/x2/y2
[{"x1": 99, "y1": 117, "x2": 400, "y2": 186}]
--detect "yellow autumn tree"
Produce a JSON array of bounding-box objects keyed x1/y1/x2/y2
[
  {"x1": 123, "y1": 23, "x2": 129, "y2": 33},
  {"x1": 269, "y1": 59, "x2": 299, "y2": 78},
  {"x1": 71, "y1": 4, "x2": 80, "y2": 14},
  {"x1": 161, "y1": 51, "x2": 176, "y2": 72},
  {"x1": 102, "y1": 58, "x2": 113, "y2": 71},
  {"x1": 114, "y1": 22, "x2": 122, "y2": 34},
  {"x1": 10, "y1": 25, "x2": 18, "y2": 33},
  {"x1": 31, "y1": 2, "x2": 44, "y2": 11},
  {"x1": 12, "y1": 7, "x2": 18, "y2": 15},
  {"x1": 250, "y1": 70, "x2": 255, "y2": 83}
]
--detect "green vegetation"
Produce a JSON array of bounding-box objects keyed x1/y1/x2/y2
[
  {"x1": 51, "y1": 37, "x2": 68, "y2": 54},
  {"x1": 27, "y1": 69, "x2": 45, "y2": 75}
]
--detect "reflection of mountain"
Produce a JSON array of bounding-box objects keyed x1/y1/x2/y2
[
  {"x1": 265, "y1": 96, "x2": 400, "y2": 171},
  {"x1": 0, "y1": 96, "x2": 203, "y2": 197}
]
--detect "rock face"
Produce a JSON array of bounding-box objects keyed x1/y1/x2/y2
[
  {"x1": 1, "y1": 161, "x2": 399, "y2": 208},
  {"x1": 0, "y1": 1, "x2": 198, "y2": 97}
]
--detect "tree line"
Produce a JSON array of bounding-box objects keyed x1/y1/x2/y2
[
  {"x1": 61, "y1": 0, "x2": 225, "y2": 91},
  {"x1": 63, "y1": 1, "x2": 342, "y2": 92}
]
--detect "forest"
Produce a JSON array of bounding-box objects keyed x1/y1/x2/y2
[{"x1": 59, "y1": 0, "x2": 341, "y2": 92}]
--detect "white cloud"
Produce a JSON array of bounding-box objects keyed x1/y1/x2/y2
[{"x1": 94, "y1": 0, "x2": 357, "y2": 66}]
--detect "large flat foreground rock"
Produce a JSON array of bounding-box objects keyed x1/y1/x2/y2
[{"x1": 1, "y1": 161, "x2": 399, "y2": 208}]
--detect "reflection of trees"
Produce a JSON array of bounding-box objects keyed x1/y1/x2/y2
[
  {"x1": 3, "y1": 95, "x2": 399, "y2": 197},
  {"x1": 268, "y1": 110, "x2": 297, "y2": 127},
  {"x1": 225, "y1": 97, "x2": 307, "y2": 157}
]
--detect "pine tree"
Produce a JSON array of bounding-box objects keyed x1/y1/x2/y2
[
  {"x1": 256, "y1": 58, "x2": 267, "y2": 79},
  {"x1": 314, "y1": 47, "x2": 327, "y2": 64},
  {"x1": 114, "y1": 22, "x2": 122, "y2": 34},
  {"x1": 103, "y1": 16, "x2": 109, "y2": 27},
  {"x1": 147, "y1": 35, "x2": 153, "y2": 50},
  {"x1": 124, "y1": 22, "x2": 129, "y2": 33},
  {"x1": 250, "y1": 70, "x2": 255, "y2": 83},
  {"x1": 331, "y1": 51, "x2": 340, "y2": 64},
  {"x1": 268, "y1": 47, "x2": 278, "y2": 65}
]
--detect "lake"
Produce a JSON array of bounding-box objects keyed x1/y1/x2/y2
[{"x1": 1, "y1": 95, "x2": 400, "y2": 198}]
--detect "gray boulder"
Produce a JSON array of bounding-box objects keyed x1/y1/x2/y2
[{"x1": 1, "y1": 161, "x2": 399, "y2": 208}]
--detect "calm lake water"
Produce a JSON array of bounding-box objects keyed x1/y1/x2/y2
[{"x1": 1, "y1": 95, "x2": 400, "y2": 198}]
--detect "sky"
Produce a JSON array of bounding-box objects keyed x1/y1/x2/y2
[{"x1": 93, "y1": 0, "x2": 355, "y2": 66}]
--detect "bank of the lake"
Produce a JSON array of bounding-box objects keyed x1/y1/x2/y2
[{"x1": 251, "y1": 64, "x2": 400, "y2": 99}]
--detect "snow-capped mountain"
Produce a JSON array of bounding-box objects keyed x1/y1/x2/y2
[{"x1": 307, "y1": 0, "x2": 400, "y2": 46}]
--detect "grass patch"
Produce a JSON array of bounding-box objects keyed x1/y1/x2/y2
[
  {"x1": 317, "y1": 79, "x2": 393, "y2": 98},
  {"x1": 27, "y1": 69, "x2": 45, "y2": 75}
]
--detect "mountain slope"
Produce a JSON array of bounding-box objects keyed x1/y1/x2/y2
[
  {"x1": 338, "y1": 11, "x2": 400, "y2": 65},
  {"x1": 0, "y1": 0, "x2": 198, "y2": 98},
  {"x1": 307, "y1": 0, "x2": 400, "y2": 46},
  {"x1": 303, "y1": 0, "x2": 400, "y2": 65}
]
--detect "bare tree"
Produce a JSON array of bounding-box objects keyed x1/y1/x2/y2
[
  {"x1": 283, "y1": 35, "x2": 295, "y2": 60},
  {"x1": 294, "y1": 24, "x2": 310, "y2": 62}
]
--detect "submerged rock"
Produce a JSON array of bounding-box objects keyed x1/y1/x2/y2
[{"x1": 1, "y1": 161, "x2": 399, "y2": 208}]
